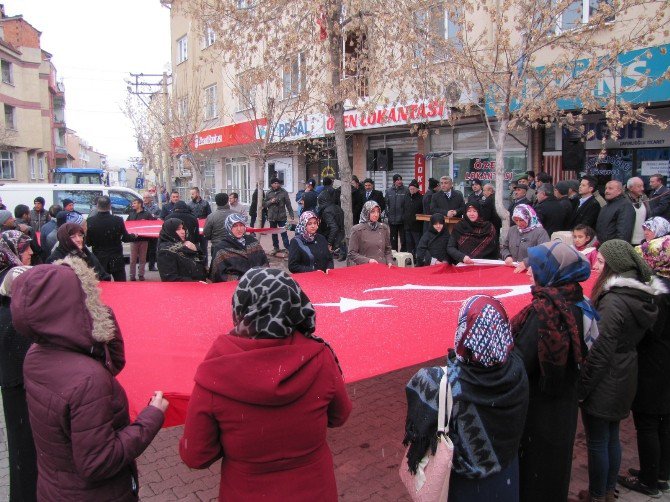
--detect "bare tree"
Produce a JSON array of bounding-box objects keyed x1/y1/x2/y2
[{"x1": 402, "y1": 0, "x2": 670, "y2": 239}]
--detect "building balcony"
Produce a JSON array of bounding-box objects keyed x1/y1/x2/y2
[{"x1": 54, "y1": 146, "x2": 68, "y2": 159}]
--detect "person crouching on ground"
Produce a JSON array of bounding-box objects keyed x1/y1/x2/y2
[
  {"x1": 11, "y1": 257, "x2": 168, "y2": 501},
  {"x1": 179, "y1": 267, "x2": 352, "y2": 501}
]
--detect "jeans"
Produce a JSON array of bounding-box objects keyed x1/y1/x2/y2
[
  {"x1": 582, "y1": 412, "x2": 622, "y2": 497},
  {"x1": 633, "y1": 410, "x2": 670, "y2": 485},
  {"x1": 270, "y1": 220, "x2": 290, "y2": 250},
  {"x1": 129, "y1": 241, "x2": 148, "y2": 279},
  {"x1": 389, "y1": 223, "x2": 405, "y2": 251}
]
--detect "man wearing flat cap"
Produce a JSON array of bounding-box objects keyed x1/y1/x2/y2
[{"x1": 508, "y1": 179, "x2": 531, "y2": 226}]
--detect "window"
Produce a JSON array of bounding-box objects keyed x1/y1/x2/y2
[
  {"x1": 282, "y1": 52, "x2": 306, "y2": 99},
  {"x1": 54, "y1": 189, "x2": 103, "y2": 214},
  {"x1": 203, "y1": 26, "x2": 216, "y2": 48},
  {"x1": 264, "y1": 158, "x2": 293, "y2": 192},
  {"x1": 237, "y1": 73, "x2": 255, "y2": 112},
  {"x1": 38, "y1": 157, "x2": 45, "y2": 179},
  {"x1": 414, "y1": 4, "x2": 461, "y2": 60},
  {"x1": 204, "y1": 84, "x2": 217, "y2": 119},
  {"x1": 30, "y1": 156, "x2": 36, "y2": 180},
  {"x1": 557, "y1": 0, "x2": 613, "y2": 32},
  {"x1": 4, "y1": 104, "x2": 15, "y2": 130},
  {"x1": 343, "y1": 30, "x2": 369, "y2": 97},
  {"x1": 109, "y1": 190, "x2": 137, "y2": 215},
  {"x1": 1, "y1": 60, "x2": 12, "y2": 85},
  {"x1": 0, "y1": 151, "x2": 15, "y2": 179},
  {"x1": 177, "y1": 36, "x2": 188, "y2": 64},
  {"x1": 178, "y1": 96, "x2": 188, "y2": 119}
]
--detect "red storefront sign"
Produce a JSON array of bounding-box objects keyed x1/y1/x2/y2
[
  {"x1": 171, "y1": 118, "x2": 266, "y2": 153},
  {"x1": 414, "y1": 153, "x2": 426, "y2": 192}
]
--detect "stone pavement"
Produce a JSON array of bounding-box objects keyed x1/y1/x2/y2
[{"x1": 0, "y1": 233, "x2": 667, "y2": 501}]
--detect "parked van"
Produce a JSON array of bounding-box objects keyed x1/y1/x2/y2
[{"x1": 0, "y1": 184, "x2": 143, "y2": 219}]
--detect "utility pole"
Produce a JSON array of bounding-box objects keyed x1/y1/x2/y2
[{"x1": 126, "y1": 72, "x2": 173, "y2": 205}]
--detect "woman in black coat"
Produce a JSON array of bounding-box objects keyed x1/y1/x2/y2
[
  {"x1": 511, "y1": 241, "x2": 594, "y2": 502},
  {"x1": 157, "y1": 219, "x2": 206, "y2": 282},
  {"x1": 580, "y1": 239, "x2": 665, "y2": 501},
  {"x1": 620, "y1": 236, "x2": 670, "y2": 495},
  {"x1": 0, "y1": 230, "x2": 37, "y2": 501},
  {"x1": 403, "y1": 180, "x2": 424, "y2": 256},
  {"x1": 46, "y1": 223, "x2": 111, "y2": 281},
  {"x1": 210, "y1": 213, "x2": 268, "y2": 283},
  {"x1": 415, "y1": 212, "x2": 449, "y2": 266},
  {"x1": 288, "y1": 211, "x2": 334, "y2": 273},
  {"x1": 447, "y1": 201, "x2": 498, "y2": 264}
]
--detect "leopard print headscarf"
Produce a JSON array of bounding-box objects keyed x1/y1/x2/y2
[{"x1": 231, "y1": 268, "x2": 342, "y2": 371}]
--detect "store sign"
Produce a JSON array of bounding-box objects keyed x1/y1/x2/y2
[
  {"x1": 414, "y1": 154, "x2": 426, "y2": 192},
  {"x1": 256, "y1": 115, "x2": 324, "y2": 143},
  {"x1": 465, "y1": 158, "x2": 514, "y2": 181},
  {"x1": 641, "y1": 160, "x2": 670, "y2": 176},
  {"x1": 583, "y1": 108, "x2": 670, "y2": 150},
  {"x1": 171, "y1": 119, "x2": 265, "y2": 153}
]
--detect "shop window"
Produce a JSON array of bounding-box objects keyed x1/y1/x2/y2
[
  {"x1": 225, "y1": 157, "x2": 250, "y2": 202},
  {"x1": 265, "y1": 158, "x2": 293, "y2": 193},
  {"x1": 454, "y1": 127, "x2": 489, "y2": 150}
]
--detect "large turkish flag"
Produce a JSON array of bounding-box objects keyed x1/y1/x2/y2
[{"x1": 100, "y1": 264, "x2": 596, "y2": 426}]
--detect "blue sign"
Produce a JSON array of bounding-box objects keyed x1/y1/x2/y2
[{"x1": 135, "y1": 177, "x2": 145, "y2": 189}]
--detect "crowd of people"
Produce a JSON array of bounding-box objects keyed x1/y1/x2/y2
[{"x1": 0, "y1": 170, "x2": 667, "y2": 501}]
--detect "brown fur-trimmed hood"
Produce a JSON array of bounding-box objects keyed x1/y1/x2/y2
[{"x1": 11, "y1": 257, "x2": 117, "y2": 353}]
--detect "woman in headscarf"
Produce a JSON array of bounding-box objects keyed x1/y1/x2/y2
[
  {"x1": 179, "y1": 268, "x2": 352, "y2": 501},
  {"x1": 348, "y1": 200, "x2": 393, "y2": 266},
  {"x1": 641, "y1": 216, "x2": 670, "y2": 243},
  {"x1": 210, "y1": 213, "x2": 268, "y2": 283},
  {"x1": 581, "y1": 240, "x2": 666, "y2": 501},
  {"x1": 620, "y1": 236, "x2": 670, "y2": 496},
  {"x1": 156, "y1": 219, "x2": 206, "y2": 282},
  {"x1": 511, "y1": 241, "x2": 595, "y2": 502},
  {"x1": 415, "y1": 212, "x2": 450, "y2": 266},
  {"x1": 11, "y1": 258, "x2": 168, "y2": 501},
  {"x1": 402, "y1": 295, "x2": 528, "y2": 501},
  {"x1": 288, "y1": 210, "x2": 333, "y2": 273},
  {"x1": 447, "y1": 201, "x2": 498, "y2": 264},
  {"x1": 46, "y1": 223, "x2": 111, "y2": 281},
  {"x1": 501, "y1": 204, "x2": 550, "y2": 273},
  {"x1": 0, "y1": 230, "x2": 37, "y2": 502}
]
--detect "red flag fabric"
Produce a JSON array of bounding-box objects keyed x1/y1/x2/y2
[
  {"x1": 101, "y1": 264, "x2": 596, "y2": 426},
  {"x1": 124, "y1": 219, "x2": 280, "y2": 238}
]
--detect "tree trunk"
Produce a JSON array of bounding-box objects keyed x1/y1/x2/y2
[
  {"x1": 326, "y1": 0, "x2": 353, "y2": 243},
  {"x1": 254, "y1": 156, "x2": 265, "y2": 229},
  {"x1": 494, "y1": 118, "x2": 511, "y2": 244}
]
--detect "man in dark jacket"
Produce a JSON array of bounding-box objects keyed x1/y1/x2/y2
[
  {"x1": 467, "y1": 179, "x2": 484, "y2": 204},
  {"x1": 572, "y1": 176, "x2": 601, "y2": 230},
  {"x1": 86, "y1": 196, "x2": 137, "y2": 281},
  {"x1": 317, "y1": 183, "x2": 345, "y2": 260},
  {"x1": 385, "y1": 174, "x2": 409, "y2": 251},
  {"x1": 403, "y1": 180, "x2": 424, "y2": 256},
  {"x1": 159, "y1": 190, "x2": 180, "y2": 219},
  {"x1": 264, "y1": 177, "x2": 294, "y2": 254},
  {"x1": 422, "y1": 177, "x2": 439, "y2": 215},
  {"x1": 554, "y1": 181, "x2": 575, "y2": 231},
  {"x1": 534, "y1": 184, "x2": 569, "y2": 237},
  {"x1": 29, "y1": 196, "x2": 50, "y2": 233},
  {"x1": 351, "y1": 175, "x2": 365, "y2": 225},
  {"x1": 648, "y1": 173, "x2": 670, "y2": 220},
  {"x1": 127, "y1": 198, "x2": 156, "y2": 281},
  {"x1": 361, "y1": 178, "x2": 385, "y2": 215},
  {"x1": 187, "y1": 187, "x2": 212, "y2": 219},
  {"x1": 430, "y1": 176, "x2": 465, "y2": 218},
  {"x1": 595, "y1": 181, "x2": 636, "y2": 244},
  {"x1": 203, "y1": 193, "x2": 234, "y2": 252}
]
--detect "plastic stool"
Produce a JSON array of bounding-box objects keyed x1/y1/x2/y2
[{"x1": 392, "y1": 251, "x2": 415, "y2": 268}]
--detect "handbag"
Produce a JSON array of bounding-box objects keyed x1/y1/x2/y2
[{"x1": 399, "y1": 366, "x2": 454, "y2": 502}]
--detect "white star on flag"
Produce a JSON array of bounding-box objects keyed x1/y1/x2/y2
[{"x1": 314, "y1": 297, "x2": 396, "y2": 313}]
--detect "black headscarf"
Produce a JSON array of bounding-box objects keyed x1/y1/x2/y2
[{"x1": 159, "y1": 219, "x2": 184, "y2": 244}]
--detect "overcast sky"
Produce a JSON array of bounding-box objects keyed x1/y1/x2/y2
[{"x1": 4, "y1": 0, "x2": 171, "y2": 168}]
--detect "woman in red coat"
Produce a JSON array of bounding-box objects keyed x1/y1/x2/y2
[{"x1": 180, "y1": 267, "x2": 352, "y2": 501}]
